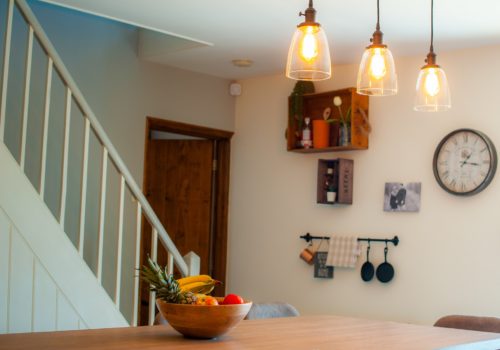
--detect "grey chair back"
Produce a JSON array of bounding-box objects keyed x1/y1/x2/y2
[{"x1": 245, "y1": 302, "x2": 299, "y2": 320}]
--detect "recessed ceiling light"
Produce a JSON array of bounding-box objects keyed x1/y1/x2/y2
[{"x1": 232, "y1": 59, "x2": 253, "y2": 68}]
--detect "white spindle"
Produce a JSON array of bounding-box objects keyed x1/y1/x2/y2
[
  {"x1": 115, "y1": 176, "x2": 125, "y2": 307},
  {"x1": 132, "y1": 202, "x2": 142, "y2": 327},
  {"x1": 78, "y1": 118, "x2": 90, "y2": 256},
  {"x1": 7, "y1": 0, "x2": 203, "y2": 327},
  {"x1": 20, "y1": 26, "x2": 33, "y2": 170},
  {"x1": 0, "y1": 0, "x2": 14, "y2": 142},
  {"x1": 148, "y1": 228, "x2": 158, "y2": 326},
  {"x1": 96, "y1": 148, "x2": 108, "y2": 284},
  {"x1": 14, "y1": 0, "x2": 190, "y2": 277},
  {"x1": 167, "y1": 253, "x2": 174, "y2": 275},
  {"x1": 39, "y1": 58, "x2": 53, "y2": 199},
  {"x1": 59, "y1": 87, "x2": 71, "y2": 227}
]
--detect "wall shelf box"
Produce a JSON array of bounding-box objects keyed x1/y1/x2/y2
[
  {"x1": 317, "y1": 158, "x2": 353, "y2": 205},
  {"x1": 287, "y1": 88, "x2": 369, "y2": 153}
]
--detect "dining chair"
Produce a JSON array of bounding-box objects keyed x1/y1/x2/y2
[
  {"x1": 434, "y1": 315, "x2": 500, "y2": 333},
  {"x1": 244, "y1": 302, "x2": 300, "y2": 320},
  {"x1": 154, "y1": 313, "x2": 168, "y2": 325}
]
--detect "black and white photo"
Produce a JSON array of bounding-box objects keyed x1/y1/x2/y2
[{"x1": 384, "y1": 182, "x2": 421, "y2": 212}]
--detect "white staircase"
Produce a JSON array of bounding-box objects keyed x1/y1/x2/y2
[{"x1": 0, "y1": 0, "x2": 199, "y2": 333}]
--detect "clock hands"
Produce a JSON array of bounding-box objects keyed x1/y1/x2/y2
[
  {"x1": 460, "y1": 152, "x2": 472, "y2": 167},
  {"x1": 462, "y1": 161, "x2": 480, "y2": 166}
]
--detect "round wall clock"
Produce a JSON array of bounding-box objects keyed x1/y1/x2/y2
[{"x1": 433, "y1": 129, "x2": 497, "y2": 196}]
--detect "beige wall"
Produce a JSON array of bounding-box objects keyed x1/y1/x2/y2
[{"x1": 228, "y1": 45, "x2": 500, "y2": 325}]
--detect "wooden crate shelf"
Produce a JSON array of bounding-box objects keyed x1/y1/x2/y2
[
  {"x1": 287, "y1": 88, "x2": 369, "y2": 153},
  {"x1": 317, "y1": 158, "x2": 353, "y2": 205}
]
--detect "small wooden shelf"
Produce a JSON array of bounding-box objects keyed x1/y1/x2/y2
[
  {"x1": 287, "y1": 88, "x2": 369, "y2": 153},
  {"x1": 291, "y1": 145, "x2": 366, "y2": 153},
  {"x1": 317, "y1": 158, "x2": 353, "y2": 205}
]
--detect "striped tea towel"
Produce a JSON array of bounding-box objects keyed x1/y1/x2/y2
[{"x1": 326, "y1": 236, "x2": 361, "y2": 268}]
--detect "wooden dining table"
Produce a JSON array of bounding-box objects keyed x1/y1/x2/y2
[{"x1": 1, "y1": 315, "x2": 500, "y2": 350}]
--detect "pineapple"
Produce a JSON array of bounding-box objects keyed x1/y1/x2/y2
[{"x1": 140, "y1": 257, "x2": 197, "y2": 304}]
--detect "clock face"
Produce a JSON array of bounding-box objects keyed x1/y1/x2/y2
[{"x1": 433, "y1": 129, "x2": 497, "y2": 196}]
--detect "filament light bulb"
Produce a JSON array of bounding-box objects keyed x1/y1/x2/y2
[
  {"x1": 299, "y1": 26, "x2": 319, "y2": 63},
  {"x1": 369, "y1": 48, "x2": 387, "y2": 80},
  {"x1": 424, "y1": 68, "x2": 440, "y2": 97}
]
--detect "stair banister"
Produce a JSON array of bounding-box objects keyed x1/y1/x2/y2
[
  {"x1": 11, "y1": 0, "x2": 190, "y2": 277},
  {"x1": 0, "y1": 0, "x2": 13, "y2": 141}
]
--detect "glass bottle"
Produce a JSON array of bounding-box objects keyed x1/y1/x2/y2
[
  {"x1": 301, "y1": 117, "x2": 312, "y2": 149},
  {"x1": 325, "y1": 167, "x2": 336, "y2": 203}
]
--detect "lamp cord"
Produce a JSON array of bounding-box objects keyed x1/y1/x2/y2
[
  {"x1": 376, "y1": 0, "x2": 380, "y2": 31},
  {"x1": 430, "y1": 0, "x2": 434, "y2": 53}
]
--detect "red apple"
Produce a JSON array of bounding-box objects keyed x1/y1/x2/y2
[{"x1": 221, "y1": 293, "x2": 244, "y2": 305}]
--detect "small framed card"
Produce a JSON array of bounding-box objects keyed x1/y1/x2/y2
[{"x1": 314, "y1": 252, "x2": 334, "y2": 279}]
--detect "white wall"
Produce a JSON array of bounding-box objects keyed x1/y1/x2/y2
[{"x1": 228, "y1": 45, "x2": 500, "y2": 325}]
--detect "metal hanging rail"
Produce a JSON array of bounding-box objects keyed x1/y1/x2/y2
[{"x1": 300, "y1": 233, "x2": 399, "y2": 246}]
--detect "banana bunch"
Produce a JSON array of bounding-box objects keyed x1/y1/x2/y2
[{"x1": 177, "y1": 275, "x2": 221, "y2": 295}]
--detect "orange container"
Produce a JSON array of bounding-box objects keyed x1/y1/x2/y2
[{"x1": 312, "y1": 120, "x2": 330, "y2": 149}]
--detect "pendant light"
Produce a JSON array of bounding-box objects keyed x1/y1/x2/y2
[
  {"x1": 357, "y1": 0, "x2": 397, "y2": 96},
  {"x1": 414, "y1": 0, "x2": 451, "y2": 112},
  {"x1": 286, "y1": 0, "x2": 331, "y2": 81}
]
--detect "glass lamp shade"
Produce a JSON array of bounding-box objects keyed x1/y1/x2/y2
[
  {"x1": 414, "y1": 66, "x2": 451, "y2": 112},
  {"x1": 286, "y1": 24, "x2": 331, "y2": 81},
  {"x1": 357, "y1": 46, "x2": 397, "y2": 96}
]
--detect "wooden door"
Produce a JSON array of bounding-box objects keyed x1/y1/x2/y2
[
  {"x1": 139, "y1": 118, "x2": 233, "y2": 325},
  {"x1": 140, "y1": 139, "x2": 214, "y2": 324},
  {"x1": 145, "y1": 139, "x2": 214, "y2": 274}
]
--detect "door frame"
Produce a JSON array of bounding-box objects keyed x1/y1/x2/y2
[{"x1": 142, "y1": 116, "x2": 233, "y2": 287}]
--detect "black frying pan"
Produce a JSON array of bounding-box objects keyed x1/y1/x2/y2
[
  {"x1": 361, "y1": 243, "x2": 374, "y2": 282},
  {"x1": 376, "y1": 246, "x2": 394, "y2": 283}
]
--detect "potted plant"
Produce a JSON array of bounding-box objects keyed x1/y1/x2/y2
[{"x1": 288, "y1": 81, "x2": 315, "y2": 147}]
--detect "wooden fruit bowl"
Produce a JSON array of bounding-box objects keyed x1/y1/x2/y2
[{"x1": 156, "y1": 298, "x2": 252, "y2": 339}]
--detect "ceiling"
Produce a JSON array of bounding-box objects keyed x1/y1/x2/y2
[{"x1": 40, "y1": 0, "x2": 500, "y2": 80}]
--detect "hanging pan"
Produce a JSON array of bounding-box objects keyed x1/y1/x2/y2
[
  {"x1": 360, "y1": 241, "x2": 374, "y2": 282},
  {"x1": 376, "y1": 244, "x2": 394, "y2": 283}
]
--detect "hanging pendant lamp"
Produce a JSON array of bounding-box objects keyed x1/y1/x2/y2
[
  {"x1": 357, "y1": 0, "x2": 397, "y2": 96},
  {"x1": 286, "y1": 0, "x2": 331, "y2": 81},
  {"x1": 415, "y1": 0, "x2": 450, "y2": 112}
]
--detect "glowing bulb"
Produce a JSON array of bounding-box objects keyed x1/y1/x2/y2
[
  {"x1": 369, "y1": 48, "x2": 387, "y2": 80},
  {"x1": 299, "y1": 26, "x2": 319, "y2": 63},
  {"x1": 424, "y1": 68, "x2": 440, "y2": 97}
]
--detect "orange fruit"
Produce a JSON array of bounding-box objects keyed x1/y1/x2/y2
[{"x1": 204, "y1": 296, "x2": 219, "y2": 306}]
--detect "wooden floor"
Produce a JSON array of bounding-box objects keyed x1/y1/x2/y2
[{"x1": 1, "y1": 315, "x2": 500, "y2": 350}]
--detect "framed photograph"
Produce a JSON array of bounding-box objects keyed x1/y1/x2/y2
[
  {"x1": 384, "y1": 182, "x2": 421, "y2": 212},
  {"x1": 314, "y1": 252, "x2": 334, "y2": 279}
]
